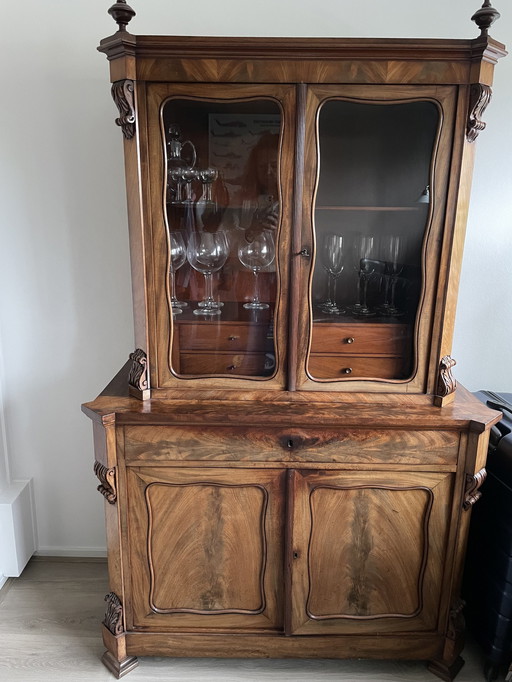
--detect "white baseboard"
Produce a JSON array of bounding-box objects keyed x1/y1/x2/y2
[
  {"x1": 0, "y1": 479, "x2": 36, "y2": 577},
  {"x1": 35, "y1": 547, "x2": 107, "y2": 558}
]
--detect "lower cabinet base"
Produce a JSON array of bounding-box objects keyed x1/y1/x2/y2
[
  {"x1": 427, "y1": 656, "x2": 465, "y2": 682},
  {"x1": 101, "y1": 651, "x2": 139, "y2": 679},
  {"x1": 101, "y1": 630, "x2": 463, "y2": 681}
]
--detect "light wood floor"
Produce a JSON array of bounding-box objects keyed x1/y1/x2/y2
[{"x1": 0, "y1": 558, "x2": 493, "y2": 681}]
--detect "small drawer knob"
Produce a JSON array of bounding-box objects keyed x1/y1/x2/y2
[
  {"x1": 228, "y1": 336, "x2": 239, "y2": 341},
  {"x1": 342, "y1": 367, "x2": 353, "y2": 374},
  {"x1": 345, "y1": 337, "x2": 355, "y2": 344},
  {"x1": 227, "y1": 365, "x2": 237, "y2": 371}
]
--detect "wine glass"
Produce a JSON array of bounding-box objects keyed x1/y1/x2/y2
[
  {"x1": 186, "y1": 232, "x2": 229, "y2": 315},
  {"x1": 169, "y1": 232, "x2": 188, "y2": 314},
  {"x1": 378, "y1": 235, "x2": 406, "y2": 316},
  {"x1": 351, "y1": 235, "x2": 377, "y2": 317},
  {"x1": 238, "y1": 231, "x2": 275, "y2": 310},
  {"x1": 319, "y1": 233, "x2": 345, "y2": 315}
]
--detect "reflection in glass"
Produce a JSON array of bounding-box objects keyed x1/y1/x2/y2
[
  {"x1": 163, "y1": 98, "x2": 281, "y2": 378},
  {"x1": 351, "y1": 235, "x2": 378, "y2": 318},
  {"x1": 308, "y1": 99, "x2": 439, "y2": 382},
  {"x1": 186, "y1": 232, "x2": 229, "y2": 316},
  {"x1": 238, "y1": 231, "x2": 276, "y2": 310},
  {"x1": 319, "y1": 234, "x2": 345, "y2": 315},
  {"x1": 169, "y1": 232, "x2": 188, "y2": 313},
  {"x1": 377, "y1": 235, "x2": 407, "y2": 317}
]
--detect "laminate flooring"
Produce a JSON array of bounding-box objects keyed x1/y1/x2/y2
[{"x1": 0, "y1": 558, "x2": 498, "y2": 681}]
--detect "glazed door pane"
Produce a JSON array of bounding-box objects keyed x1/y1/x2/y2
[
  {"x1": 307, "y1": 99, "x2": 439, "y2": 383},
  {"x1": 163, "y1": 98, "x2": 282, "y2": 379}
]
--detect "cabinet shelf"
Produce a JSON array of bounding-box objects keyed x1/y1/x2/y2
[{"x1": 315, "y1": 205, "x2": 425, "y2": 212}]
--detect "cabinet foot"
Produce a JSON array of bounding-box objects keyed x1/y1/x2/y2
[
  {"x1": 102, "y1": 651, "x2": 139, "y2": 678},
  {"x1": 427, "y1": 656, "x2": 464, "y2": 682}
]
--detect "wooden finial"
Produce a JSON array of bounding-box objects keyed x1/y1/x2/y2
[
  {"x1": 471, "y1": 1, "x2": 500, "y2": 36},
  {"x1": 108, "y1": 1, "x2": 136, "y2": 32}
]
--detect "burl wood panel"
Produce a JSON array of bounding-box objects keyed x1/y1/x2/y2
[
  {"x1": 289, "y1": 470, "x2": 452, "y2": 635},
  {"x1": 307, "y1": 486, "x2": 432, "y2": 618},
  {"x1": 123, "y1": 425, "x2": 460, "y2": 465},
  {"x1": 126, "y1": 467, "x2": 285, "y2": 631},
  {"x1": 146, "y1": 482, "x2": 266, "y2": 614}
]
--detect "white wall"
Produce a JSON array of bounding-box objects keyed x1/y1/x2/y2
[{"x1": 0, "y1": 0, "x2": 510, "y2": 555}]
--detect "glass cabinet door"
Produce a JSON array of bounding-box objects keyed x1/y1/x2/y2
[
  {"x1": 161, "y1": 97, "x2": 283, "y2": 380},
  {"x1": 307, "y1": 97, "x2": 440, "y2": 383}
]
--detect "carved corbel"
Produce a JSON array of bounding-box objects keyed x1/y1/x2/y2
[
  {"x1": 447, "y1": 599, "x2": 466, "y2": 640},
  {"x1": 111, "y1": 79, "x2": 136, "y2": 139},
  {"x1": 467, "y1": 83, "x2": 492, "y2": 143},
  {"x1": 128, "y1": 348, "x2": 150, "y2": 400},
  {"x1": 463, "y1": 468, "x2": 487, "y2": 510},
  {"x1": 103, "y1": 592, "x2": 124, "y2": 635},
  {"x1": 94, "y1": 461, "x2": 117, "y2": 504},
  {"x1": 437, "y1": 355, "x2": 457, "y2": 396}
]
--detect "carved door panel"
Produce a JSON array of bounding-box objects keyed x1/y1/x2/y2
[
  {"x1": 288, "y1": 469, "x2": 453, "y2": 635},
  {"x1": 126, "y1": 466, "x2": 285, "y2": 632}
]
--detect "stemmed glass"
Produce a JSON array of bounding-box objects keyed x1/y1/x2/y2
[
  {"x1": 378, "y1": 235, "x2": 406, "y2": 316},
  {"x1": 181, "y1": 168, "x2": 199, "y2": 203},
  {"x1": 319, "y1": 233, "x2": 345, "y2": 315},
  {"x1": 238, "y1": 231, "x2": 275, "y2": 310},
  {"x1": 186, "y1": 232, "x2": 229, "y2": 315},
  {"x1": 198, "y1": 168, "x2": 218, "y2": 202},
  {"x1": 169, "y1": 232, "x2": 188, "y2": 314},
  {"x1": 351, "y1": 235, "x2": 377, "y2": 317},
  {"x1": 169, "y1": 168, "x2": 184, "y2": 204}
]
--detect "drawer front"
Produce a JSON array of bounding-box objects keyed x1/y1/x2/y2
[
  {"x1": 308, "y1": 354, "x2": 404, "y2": 380},
  {"x1": 310, "y1": 323, "x2": 408, "y2": 355},
  {"x1": 124, "y1": 425, "x2": 460, "y2": 466},
  {"x1": 180, "y1": 352, "x2": 272, "y2": 376},
  {"x1": 179, "y1": 323, "x2": 271, "y2": 352}
]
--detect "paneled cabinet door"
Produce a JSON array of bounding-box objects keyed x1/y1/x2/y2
[
  {"x1": 144, "y1": 82, "x2": 296, "y2": 391},
  {"x1": 294, "y1": 85, "x2": 457, "y2": 394},
  {"x1": 126, "y1": 466, "x2": 285, "y2": 632},
  {"x1": 287, "y1": 469, "x2": 453, "y2": 635}
]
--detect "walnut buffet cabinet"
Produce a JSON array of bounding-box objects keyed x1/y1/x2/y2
[{"x1": 83, "y1": 2, "x2": 506, "y2": 679}]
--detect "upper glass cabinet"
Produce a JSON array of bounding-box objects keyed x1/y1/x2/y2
[
  {"x1": 162, "y1": 97, "x2": 283, "y2": 380},
  {"x1": 307, "y1": 99, "x2": 439, "y2": 383}
]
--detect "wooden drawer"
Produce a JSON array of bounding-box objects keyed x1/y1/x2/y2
[
  {"x1": 179, "y1": 323, "x2": 271, "y2": 352},
  {"x1": 179, "y1": 352, "x2": 273, "y2": 376},
  {"x1": 308, "y1": 354, "x2": 404, "y2": 380},
  {"x1": 310, "y1": 323, "x2": 408, "y2": 355},
  {"x1": 123, "y1": 425, "x2": 460, "y2": 466}
]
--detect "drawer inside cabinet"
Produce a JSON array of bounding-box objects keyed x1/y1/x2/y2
[
  {"x1": 179, "y1": 322, "x2": 272, "y2": 353},
  {"x1": 310, "y1": 322, "x2": 408, "y2": 355},
  {"x1": 124, "y1": 425, "x2": 459, "y2": 466},
  {"x1": 179, "y1": 352, "x2": 274, "y2": 376},
  {"x1": 308, "y1": 354, "x2": 404, "y2": 379}
]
